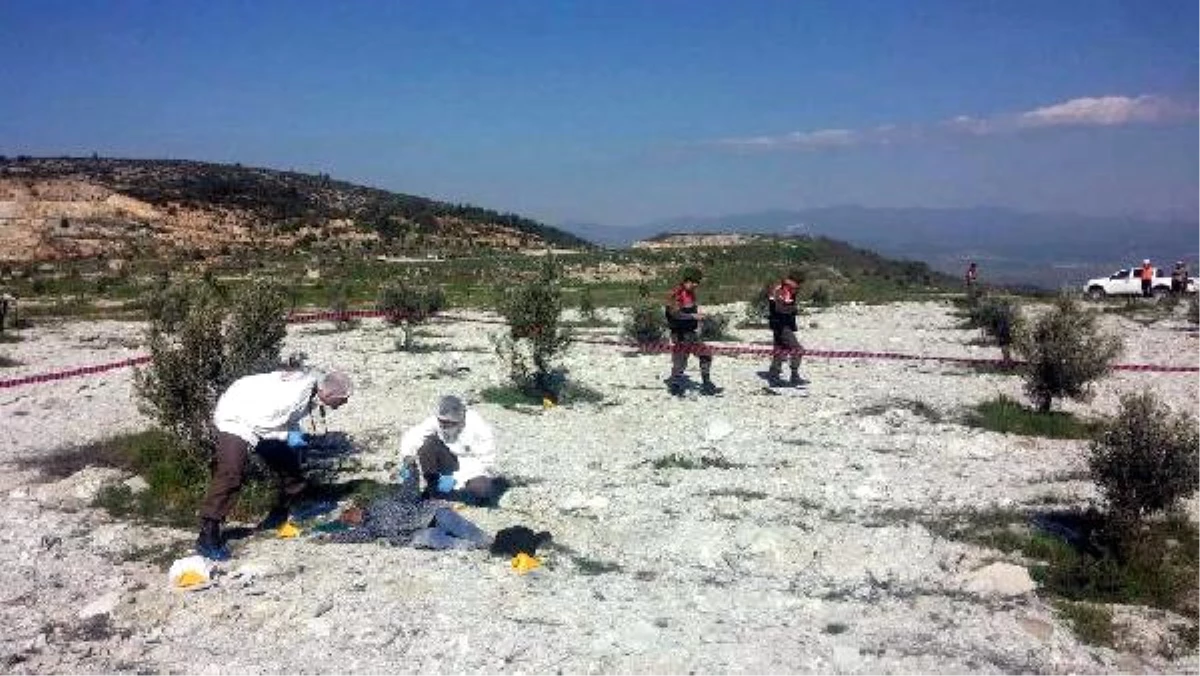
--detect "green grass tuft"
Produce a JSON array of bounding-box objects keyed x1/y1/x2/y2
[
  {"x1": 963, "y1": 396, "x2": 1098, "y2": 439},
  {"x1": 25, "y1": 429, "x2": 278, "y2": 528},
  {"x1": 1054, "y1": 601, "x2": 1115, "y2": 647},
  {"x1": 708, "y1": 488, "x2": 767, "y2": 500},
  {"x1": 480, "y1": 382, "x2": 605, "y2": 409},
  {"x1": 938, "y1": 508, "x2": 1198, "y2": 646},
  {"x1": 571, "y1": 555, "x2": 624, "y2": 576},
  {"x1": 650, "y1": 453, "x2": 745, "y2": 470}
]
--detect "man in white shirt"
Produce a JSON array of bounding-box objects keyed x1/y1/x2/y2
[
  {"x1": 197, "y1": 369, "x2": 353, "y2": 560},
  {"x1": 399, "y1": 395, "x2": 500, "y2": 504}
]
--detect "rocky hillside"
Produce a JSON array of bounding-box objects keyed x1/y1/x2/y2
[{"x1": 0, "y1": 157, "x2": 590, "y2": 263}]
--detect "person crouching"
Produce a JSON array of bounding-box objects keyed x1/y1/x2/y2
[{"x1": 400, "y1": 395, "x2": 502, "y2": 504}]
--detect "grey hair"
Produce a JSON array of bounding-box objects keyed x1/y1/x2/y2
[{"x1": 317, "y1": 371, "x2": 353, "y2": 400}]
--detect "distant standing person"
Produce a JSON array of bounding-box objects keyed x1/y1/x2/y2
[
  {"x1": 964, "y1": 262, "x2": 978, "y2": 290},
  {"x1": 198, "y1": 369, "x2": 353, "y2": 561},
  {"x1": 664, "y1": 267, "x2": 722, "y2": 396},
  {"x1": 1140, "y1": 259, "x2": 1154, "y2": 298},
  {"x1": 765, "y1": 270, "x2": 806, "y2": 387},
  {"x1": 0, "y1": 293, "x2": 11, "y2": 334},
  {"x1": 1171, "y1": 261, "x2": 1189, "y2": 296}
]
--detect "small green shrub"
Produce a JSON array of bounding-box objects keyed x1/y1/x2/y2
[
  {"x1": 328, "y1": 280, "x2": 357, "y2": 332},
  {"x1": 699, "y1": 312, "x2": 732, "y2": 341},
  {"x1": 742, "y1": 284, "x2": 771, "y2": 326},
  {"x1": 1013, "y1": 295, "x2": 1122, "y2": 412},
  {"x1": 622, "y1": 302, "x2": 668, "y2": 347},
  {"x1": 495, "y1": 257, "x2": 572, "y2": 397},
  {"x1": 1088, "y1": 391, "x2": 1199, "y2": 527},
  {"x1": 810, "y1": 281, "x2": 832, "y2": 307},
  {"x1": 377, "y1": 281, "x2": 446, "y2": 349},
  {"x1": 134, "y1": 278, "x2": 288, "y2": 458},
  {"x1": 1054, "y1": 601, "x2": 1114, "y2": 647},
  {"x1": 578, "y1": 286, "x2": 597, "y2": 322},
  {"x1": 971, "y1": 296, "x2": 1022, "y2": 362},
  {"x1": 938, "y1": 508, "x2": 1198, "y2": 638},
  {"x1": 20, "y1": 430, "x2": 275, "y2": 528}
]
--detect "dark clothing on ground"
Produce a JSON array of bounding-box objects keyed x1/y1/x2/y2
[
  {"x1": 199, "y1": 431, "x2": 307, "y2": 522},
  {"x1": 326, "y1": 463, "x2": 489, "y2": 550}
]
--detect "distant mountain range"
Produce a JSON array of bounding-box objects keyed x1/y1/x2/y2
[{"x1": 560, "y1": 206, "x2": 1199, "y2": 290}]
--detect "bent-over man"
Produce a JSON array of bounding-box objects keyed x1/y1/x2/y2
[{"x1": 197, "y1": 369, "x2": 352, "y2": 560}]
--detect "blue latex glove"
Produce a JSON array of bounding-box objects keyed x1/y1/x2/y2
[
  {"x1": 397, "y1": 464, "x2": 413, "y2": 484},
  {"x1": 436, "y1": 474, "x2": 457, "y2": 493},
  {"x1": 286, "y1": 428, "x2": 308, "y2": 449}
]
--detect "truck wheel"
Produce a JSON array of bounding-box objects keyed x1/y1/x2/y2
[
  {"x1": 1152, "y1": 286, "x2": 1170, "y2": 299},
  {"x1": 1086, "y1": 287, "x2": 1106, "y2": 301}
]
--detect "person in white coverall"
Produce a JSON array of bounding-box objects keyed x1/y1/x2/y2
[
  {"x1": 197, "y1": 369, "x2": 353, "y2": 560},
  {"x1": 399, "y1": 395, "x2": 500, "y2": 503}
]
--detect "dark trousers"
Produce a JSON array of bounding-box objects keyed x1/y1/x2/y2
[
  {"x1": 769, "y1": 325, "x2": 803, "y2": 374},
  {"x1": 416, "y1": 435, "x2": 498, "y2": 502},
  {"x1": 199, "y1": 432, "x2": 307, "y2": 522},
  {"x1": 670, "y1": 329, "x2": 712, "y2": 379},
  {"x1": 1141, "y1": 279, "x2": 1152, "y2": 297}
]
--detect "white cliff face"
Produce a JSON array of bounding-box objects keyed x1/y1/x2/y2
[{"x1": 0, "y1": 300, "x2": 1196, "y2": 674}]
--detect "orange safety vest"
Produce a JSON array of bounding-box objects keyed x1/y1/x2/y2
[{"x1": 1141, "y1": 264, "x2": 1154, "y2": 281}]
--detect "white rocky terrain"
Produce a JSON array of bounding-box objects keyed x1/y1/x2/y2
[{"x1": 0, "y1": 300, "x2": 1196, "y2": 674}]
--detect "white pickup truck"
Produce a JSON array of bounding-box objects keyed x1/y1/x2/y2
[{"x1": 1084, "y1": 266, "x2": 1195, "y2": 299}]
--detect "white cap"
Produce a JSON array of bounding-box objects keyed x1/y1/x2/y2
[{"x1": 1143, "y1": 259, "x2": 1150, "y2": 265}]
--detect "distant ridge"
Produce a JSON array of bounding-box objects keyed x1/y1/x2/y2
[
  {"x1": 0, "y1": 156, "x2": 590, "y2": 262},
  {"x1": 561, "y1": 206, "x2": 1199, "y2": 288}
]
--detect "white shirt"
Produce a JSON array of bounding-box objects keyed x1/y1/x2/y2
[
  {"x1": 212, "y1": 371, "x2": 318, "y2": 445},
  {"x1": 399, "y1": 409, "x2": 497, "y2": 484}
]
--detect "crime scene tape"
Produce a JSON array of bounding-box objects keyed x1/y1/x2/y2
[{"x1": 2, "y1": 309, "x2": 1196, "y2": 390}]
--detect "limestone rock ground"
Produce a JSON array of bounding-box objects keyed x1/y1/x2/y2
[{"x1": 0, "y1": 301, "x2": 1196, "y2": 674}]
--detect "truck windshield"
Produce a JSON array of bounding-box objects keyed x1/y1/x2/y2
[{"x1": 1111, "y1": 269, "x2": 1128, "y2": 279}]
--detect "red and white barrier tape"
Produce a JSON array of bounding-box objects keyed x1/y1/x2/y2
[{"x1": 2, "y1": 310, "x2": 1196, "y2": 389}]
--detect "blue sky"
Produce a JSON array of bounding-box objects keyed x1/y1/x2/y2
[{"x1": 1, "y1": 0, "x2": 1196, "y2": 227}]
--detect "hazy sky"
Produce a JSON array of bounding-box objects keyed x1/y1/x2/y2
[{"x1": 2, "y1": 0, "x2": 1196, "y2": 226}]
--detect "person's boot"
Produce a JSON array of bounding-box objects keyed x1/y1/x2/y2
[
  {"x1": 667, "y1": 375, "x2": 686, "y2": 397},
  {"x1": 788, "y1": 370, "x2": 808, "y2": 387},
  {"x1": 257, "y1": 504, "x2": 291, "y2": 531},
  {"x1": 196, "y1": 518, "x2": 231, "y2": 561},
  {"x1": 699, "y1": 376, "x2": 723, "y2": 396},
  {"x1": 765, "y1": 369, "x2": 786, "y2": 388}
]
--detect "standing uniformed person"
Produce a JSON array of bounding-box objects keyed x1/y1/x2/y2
[
  {"x1": 766, "y1": 270, "x2": 806, "y2": 387},
  {"x1": 664, "y1": 267, "x2": 722, "y2": 396}
]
